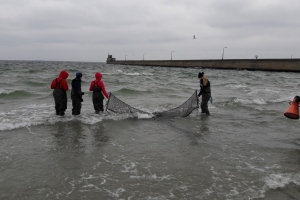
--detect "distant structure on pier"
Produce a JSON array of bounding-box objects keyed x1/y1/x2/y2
[{"x1": 106, "y1": 55, "x2": 116, "y2": 62}]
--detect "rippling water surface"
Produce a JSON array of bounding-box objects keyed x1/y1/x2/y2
[{"x1": 0, "y1": 60, "x2": 300, "y2": 199}]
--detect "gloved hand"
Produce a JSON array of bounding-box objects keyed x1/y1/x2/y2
[
  {"x1": 80, "y1": 98, "x2": 83, "y2": 102},
  {"x1": 81, "y1": 92, "x2": 84, "y2": 95},
  {"x1": 294, "y1": 96, "x2": 300, "y2": 102}
]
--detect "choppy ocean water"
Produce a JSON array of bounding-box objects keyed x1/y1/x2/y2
[{"x1": 0, "y1": 60, "x2": 300, "y2": 200}]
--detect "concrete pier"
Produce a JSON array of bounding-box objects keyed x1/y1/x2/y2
[{"x1": 106, "y1": 55, "x2": 300, "y2": 72}]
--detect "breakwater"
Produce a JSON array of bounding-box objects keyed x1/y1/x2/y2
[{"x1": 106, "y1": 56, "x2": 300, "y2": 72}]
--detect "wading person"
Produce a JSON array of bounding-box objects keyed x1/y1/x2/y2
[
  {"x1": 89, "y1": 72, "x2": 109, "y2": 114},
  {"x1": 197, "y1": 72, "x2": 211, "y2": 115},
  {"x1": 50, "y1": 70, "x2": 69, "y2": 116},
  {"x1": 71, "y1": 71, "x2": 84, "y2": 115}
]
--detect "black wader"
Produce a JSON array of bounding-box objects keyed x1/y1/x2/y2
[
  {"x1": 71, "y1": 78, "x2": 83, "y2": 115},
  {"x1": 201, "y1": 92, "x2": 211, "y2": 115},
  {"x1": 53, "y1": 78, "x2": 67, "y2": 116},
  {"x1": 201, "y1": 86, "x2": 211, "y2": 115},
  {"x1": 92, "y1": 81, "x2": 104, "y2": 113}
]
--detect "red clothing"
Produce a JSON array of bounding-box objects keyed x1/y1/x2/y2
[
  {"x1": 50, "y1": 70, "x2": 69, "y2": 91},
  {"x1": 89, "y1": 72, "x2": 109, "y2": 99}
]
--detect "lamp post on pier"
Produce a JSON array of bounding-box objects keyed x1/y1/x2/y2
[
  {"x1": 125, "y1": 55, "x2": 127, "y2": 61},
  {"x1": 171, "y1": 51, "x2": 174, "y2": 60},
  {"x1": 143, "y1": 54, "x2": 146, "y2": 61},
  {"x1": 222, "y1": 47, "x2": 227, "y2": 60}
]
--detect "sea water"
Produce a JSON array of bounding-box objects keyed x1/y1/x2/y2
[{"x1": 0, "y1": 60, "x2": 300, "y2": 199}]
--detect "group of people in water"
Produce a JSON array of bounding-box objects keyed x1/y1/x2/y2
[
  {"x1": 50, "y1": 70, "x2": 212, "y2": 116},
  {"x1": 50, "y1": 71, "x2": 109, "y2": 116}
]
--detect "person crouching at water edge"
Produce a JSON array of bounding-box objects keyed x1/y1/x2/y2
[
  {"x1": 197, "y1": 72, "x2": 211, "y2": 115},
  {"x1": 71, "y1": 71, "x2": 84, "y2": 115},
  {"x1": 50, "y1": 70, "x2": 69, "y2": 116},
  {"x1": 89, "y1": 72, "x2": 109, "y2": 114}
]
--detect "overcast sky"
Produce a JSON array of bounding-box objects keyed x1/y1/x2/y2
[{"x1": 1, "y1": 0, "x2": 299, "y2": 62}]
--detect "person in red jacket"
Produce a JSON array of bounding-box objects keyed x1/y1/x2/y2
[
  {"x1": 50, "y1": 70, "x2": 69, "y2": 116},
  {"x1": 89, "y1": 72, "x2": 109, "y2": 114}
]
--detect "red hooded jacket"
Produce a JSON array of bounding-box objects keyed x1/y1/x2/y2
[
  {"x1": 50, "y1": 70, "x2": 69, "y2": 91},
  {"x1": 89, "y1": 72, "x2": 109, "y2": 99}
]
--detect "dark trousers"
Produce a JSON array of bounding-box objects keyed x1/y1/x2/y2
[
  {"x1": 93, "y1": 92, "x2": 104, "y2": 113},
  {"x1": 53, "y1": 91, "x2": 67, "y2": 116},
  {"x1": 201, "y1": 93, "x2": 211, "y2": 115},
  {"x1": 72, "y1": 97, "x2": 82, "y2": 115},
  {"x1": 55, "y1": 101, "x2": 66, "y2": 115}
]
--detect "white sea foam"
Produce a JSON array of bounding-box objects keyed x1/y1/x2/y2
[
  {"x1": 10, "y1": 101, "x2": 160, "y2": 128},
  {"x1": 104, "y1": 188, "x2": 125, "y2": 198},
  {"x1": 126, "y1": 72, "x2": 140, "y2": 76},
  {"x1": 0, "y1": 88, "x2": 16, "y2": 94},
  {"x1": 269, "y1": 95, "x2": 295, "y2": 103},
  {"x1": 226, "y1": 83, "x2": 247, "y2": 89},
  {"x1": 248, "y1": 87, "x2": 280, "y2": 95},
  {"x1": 234, "y1": 98, "x2": 266, "y2": 105},
  {"x1": 122, "y1": 162, "x2": 137, "y2": 173},
  {"x1": 0, "y1": 103, "x2": 137, "y2": 131},
  {"x1": 264, "y1": 173, "x2": 300, "y2": 189},
  {"x1": 137, "y1": 113, "x2": 153, "y2": 119}
]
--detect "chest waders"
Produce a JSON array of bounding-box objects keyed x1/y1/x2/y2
[
  {"x1": 92, "y1": 81, "x2": 105, "y2": 113},
  {"x1": 53, "y1": 78, "x2": 67, "y2": 116},
  {"x1": 201, "y1": 86, "x2": 211, "y2": 115},
  {"x1": 71, "y1": 79, "x2": 82, "y2": 115}
]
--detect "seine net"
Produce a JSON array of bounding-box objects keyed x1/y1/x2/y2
[
  {"x1": 154, "y1": 90, "x2": 199, "y2": 118},
  {"x1": 106, "y1": 90, "x2": 199, "y2": 118},
  {"x1": 105, "y1": 93, "x2": 150, "y2": 116}
]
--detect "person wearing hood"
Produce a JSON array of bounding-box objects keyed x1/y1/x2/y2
[
  {"x1": 71, "y1": 71, "x2": 84, "y2": 115},
  {"x1": 50, "y1": 70, "x2": 69, "y2": 116},
  {"x1": 89, "y1": 72, "x2": 109, "y2": 114},
  {"x1": 197, "y1": 72, "x2": 211, "y2": 115}
]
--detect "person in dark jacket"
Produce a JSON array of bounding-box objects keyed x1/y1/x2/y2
[
  {"x1": 71, "y1": 71, "x2": 84, "y2": 115},
  {"x1": 50, "y1": 70, "x2": 69, "y2": 116},
  {"x1": 89, "y1": 72, "x2": 109, "y2": 114},
  {"x1": 197, "y1": 72, "x2": 211, "y2": 115}
]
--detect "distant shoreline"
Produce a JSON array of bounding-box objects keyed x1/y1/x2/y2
[{"x1": 106, "y1": 56, "x2": 300, "y2": 72}]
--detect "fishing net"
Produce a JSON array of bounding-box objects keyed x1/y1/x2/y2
[
  {"x1": 106, "y1": 90, "x2": 199, "y2": 118},
  {"x1": 105, "y1": 93, "x2": 150, "y2": 116},
  {"x1": 154, "y1": 90, "x2": 199, "y2": 118}
]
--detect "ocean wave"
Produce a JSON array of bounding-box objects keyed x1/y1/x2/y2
[
  {"x1": 27, "y1": 69, "x2": 42, "y2": 73},
  {"x1": 248, "y1": 87, "x2": 281, "y2": 95},
  {"x1": 0, "y1": 103, "x2": 155, "y2": 131},
  {"x1": 115, "y1": 88, "x2": 150, "y2": 95},
  {"x1": 103, "y1": 70, "x2": 153, "y2": 76},
  {"x1": 269, "y1": 95, "x2": 295, "y2": 103},
  {"x1": 234, "y1": 97, "x2": 267, "y2": 105},
  {"x1": 0, "y1": 89, "x2": 34, "y2": 99},
  {"x1": 0, "y1": 100, "x2": 202, "y2": 131},
  {"x1": 23, "y1": 80, "x2": 48, "y2": 87},
  {"x1": 226, "y1": 83, "x2": 248, "y2": 89}
]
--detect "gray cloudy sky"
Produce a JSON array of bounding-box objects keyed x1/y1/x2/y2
[{"x1": 1, "y1": 0, "x2": 299, "y2": 62}]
